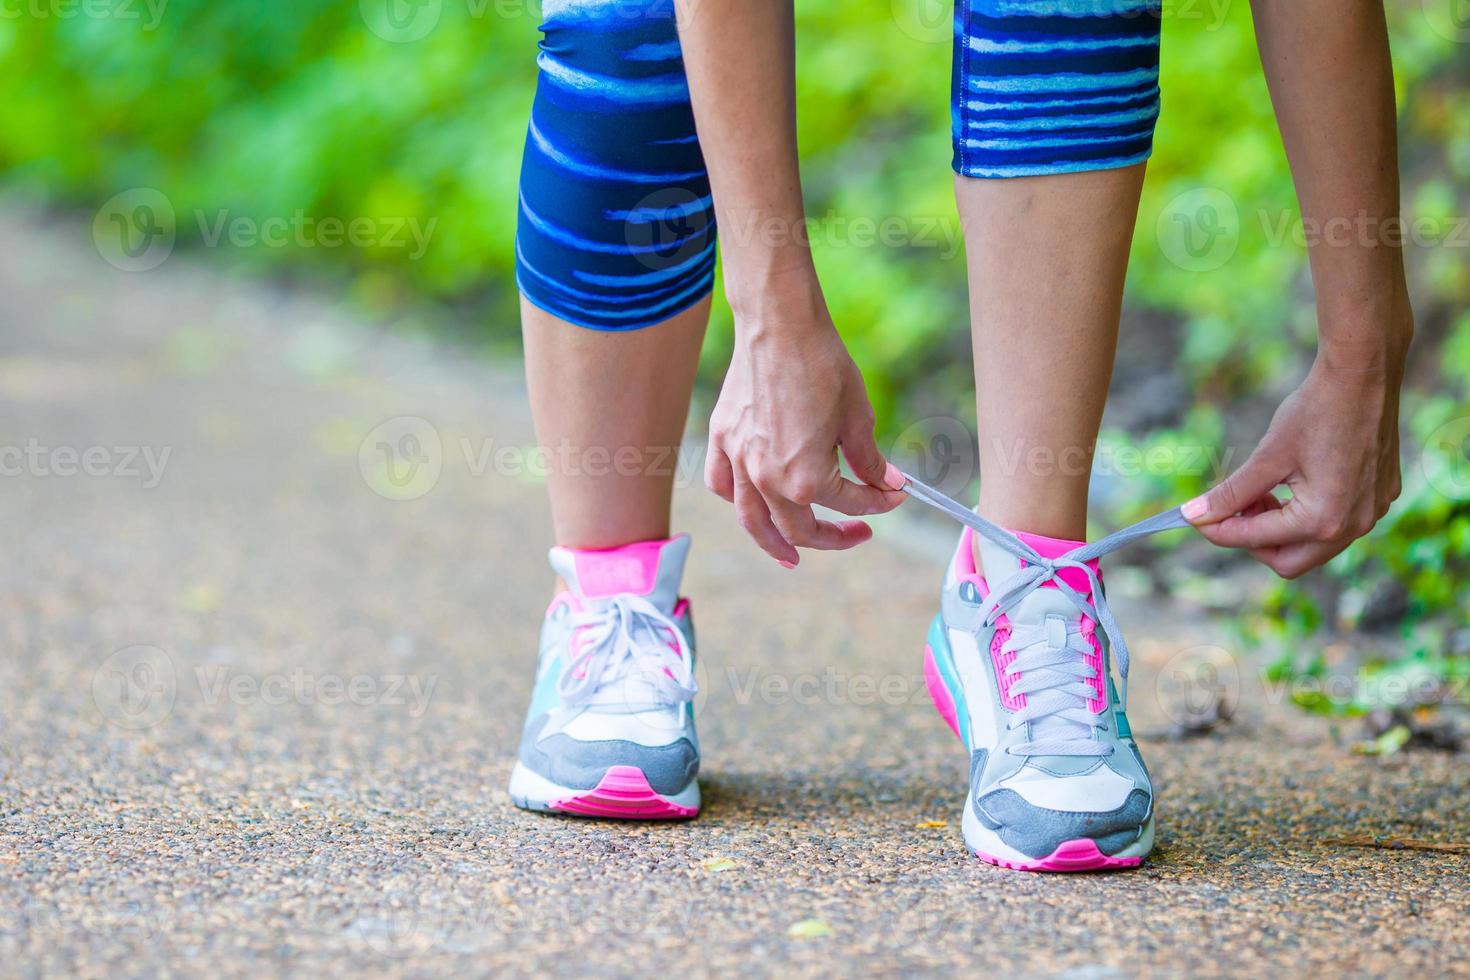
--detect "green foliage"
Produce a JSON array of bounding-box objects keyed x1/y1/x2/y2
[{"x1": 0, "y1": 0, "x2": 1466, "y2": 701}]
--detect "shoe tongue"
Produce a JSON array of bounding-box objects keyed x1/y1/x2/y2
[
  {"x1": 548, "y1": 535, "x2": 690, "y2": 613},
  {"x1": 978, "y1": 530, "x2": 1098, "y2": 625},
  {"x1": 981, "y1": 530, "x2": 1105, "y2": 762}
]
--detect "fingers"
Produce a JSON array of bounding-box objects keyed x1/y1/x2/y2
[
  {"x1": 733, "y1": 470, "x2": 798, "y2": 566},
  {"x1": 838, "y1": 416, "x2": 905, "y2": 492},
  {"x1": 705, "y1": 443, "x2": 735, "y2": 502},
  {"x1": 1248, "y1": 539, "x2": 1350, "y2": 580},
  {"x1": 1194, "y1": 497, "x2": 1308, "y2": 550},
  {"x1": 1187, "y1": 448, "x2": 1307, "y2": 550},
  {"x1": 1199, "y1": 477, "x2": 1384, "y2": 576},
  {"x1": 819, "y1": 476, "x2": 907, "y2": 517},
  {"x1": 1184, "y1": 451, "x2": 1287, "y2": 526},
  {"x1": 711, "y1": 395, "x2": 902, "y2": 562},
  {"x1": 766, "y1": 494, "x2": 873, "y2": 552}
]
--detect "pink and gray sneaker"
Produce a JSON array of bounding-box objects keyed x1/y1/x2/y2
[
  {"x1": 906, "y1": 475, "x2": 1189, "y2": 872},
  {"x1": 508, "y1": 535, "x2": 700, "y2": 820}
]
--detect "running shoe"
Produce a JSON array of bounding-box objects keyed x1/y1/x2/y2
[
  {"x1": 904, "y1": 477, "x2": 1185, "y2": 872},
  {"x1": 508, "y1": 535, "x2": 700, "y2": 819}
]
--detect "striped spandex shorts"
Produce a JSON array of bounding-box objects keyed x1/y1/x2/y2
[{"x1": 516, "y1": 0, "x2": 1163, "y2": 331}]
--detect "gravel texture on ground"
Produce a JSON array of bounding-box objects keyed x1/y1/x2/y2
[{"x1": 0, "y1": 213, "x2": 1466, "y2": 978}]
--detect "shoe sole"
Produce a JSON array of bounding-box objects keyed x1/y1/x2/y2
[
  {"x1": 924, "y1": 618, "x2": 1152, "y2": 873},
  {"x1": 508, "y1": 762, "x2": 700, "y2": 820},
  {"x1": 974, "y1": 836, "x2": 1144, "y2": 872}
]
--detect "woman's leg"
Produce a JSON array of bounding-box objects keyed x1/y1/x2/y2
[
  {"x1": 510, "y1": 0, "x2": 711, "y2": 820},
  {"x1": 924, "y1": 0, "x2": 1164, "y2": 872},
  {"x1": 957, "y1": 164, "x2": 1145, "y2": 541},
  {"x1": 522, "y1": 296, "x2": 708, "y2": 549},
  {"x1": 951, "y1": 0, "x2": 1162, "y2": 542},
  {"x1": 515, "y1": 0, "x2": 718, "y2": 550}
]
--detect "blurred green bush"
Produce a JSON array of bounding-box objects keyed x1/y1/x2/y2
[{"x1": 0, "y1": 0, "x2": 1466, "y2": 709}]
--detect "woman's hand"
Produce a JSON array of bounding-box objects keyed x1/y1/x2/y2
[
  {"x1": 1184, "y1": 317, "x2": 1410, "y2": 579},
  {"x1": 705, "y1": 294, "x2": 906, "y2": 566}
]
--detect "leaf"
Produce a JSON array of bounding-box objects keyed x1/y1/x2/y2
[
  {"x1": 787, "y1": 919, "x2": 833, "y2": 939},
  {"x1": 914, "y1": 820, "x2": 948, "y2": 829},
  {"x1": 1353, "y1": 724, "x2": 1411, "y2": 756},
  {"x1": 701, "y1": 857, "x2": 736, "y2": 872}
]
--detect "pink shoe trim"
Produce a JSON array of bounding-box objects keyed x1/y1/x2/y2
[
  {"x1": 974, "y1": 837, "x2": 1142, "y2": 873},
  {"x1": 954, "y1": 529, "x2": 1022, "y2": 708},
  {"x1": 955, "y1": 527, "x2": 984, "y2": 585},
  {"x1": 1014, "y1": 530, "x2": 1099, "y2": 596},
  {"x1": 923, "y1": 645, "x2": 962, "y2": 742},
  {"x1": 1080, "y1": 617, "x2": 1106, "y2": 712},
  {"x1": 992, "y1": 629, "x2": 1026, "y2": 711},
  {"x1": 544, "y1": 591, "x2": 583, "y2": 619},
  {"x1": 549, "y1": 766, "x2": 698, "y2": 820},
  {"x1": 556, "y1": 535, "x2": 687, "y2": 599}
]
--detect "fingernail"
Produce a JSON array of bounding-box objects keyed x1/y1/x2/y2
[
  {"x1": 884, "y1": 462, "x2": 906, "y2": 491},
  {"x1": 778, "y1": 559, "x2": 796, "y2": 569},
  {"x1": 1182, "y1": 496, "x2": 1208, "y2": 522}
]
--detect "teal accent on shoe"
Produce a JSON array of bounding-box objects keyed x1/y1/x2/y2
[
  {"x1": 1114, "y1": 708, "x2": 1133, "y2": 740},
  {"x1": 527, "y1": 655, "x2": 562, "y2": 720},
  {"x1": 927, "y1": 615, "x2": 972, "y2": 750}
]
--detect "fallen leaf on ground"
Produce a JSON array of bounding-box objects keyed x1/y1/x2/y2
[
  {"x1": 701, "y1": 857, "x2": 736, "y2": 872},
  {"x1": 1353, "y1": 724, "x2": 1412, "y2": 756},
  {"x1": 914, "y1": 820, "x2": 948, "y2": 829},
  {"x1": 787, "y1": 919, "x2": 833, "y2": 939},
  {"x1": 1359, "y1": 708, "x2": 1464, "y2": 753}
]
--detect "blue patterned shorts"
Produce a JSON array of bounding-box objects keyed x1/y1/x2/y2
[{"x1": 516, "y1": 0, "x2": 1162, "y2": 330}]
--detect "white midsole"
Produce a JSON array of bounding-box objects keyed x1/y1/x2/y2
[
  {"x1": 507, "y1": 762, "x2": 701, "y2": 810},
  {"x1": 961, "y1": 799, "x2": 1155, "y2": 863}
]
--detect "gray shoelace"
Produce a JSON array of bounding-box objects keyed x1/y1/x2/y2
[
  {"x1": 901, "y1": 473, "x2": 1191, "y2": 735},
  {"x1": 557, "y1": 595, "x2": 697, "y2": 709}
]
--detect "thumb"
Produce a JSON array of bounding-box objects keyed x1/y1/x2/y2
[
  {"x1": 1184, "y1": 450, "x2": 1286, "y2": 526},
  {"x1": 839, "y1": 416, "x2": 905, "y2": 491}
]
